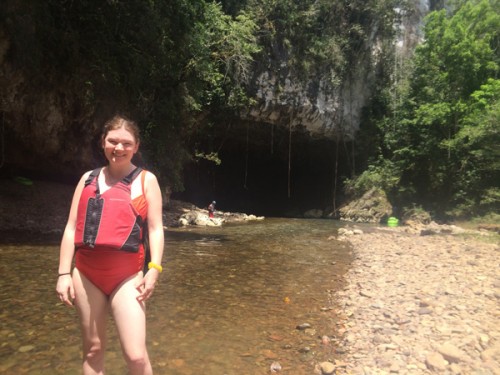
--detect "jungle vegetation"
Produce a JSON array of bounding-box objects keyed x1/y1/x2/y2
[
  {"x1": 1, "y1": 0, "x2": 499, "y2": 219},
  {"x1": 349, "y1": 0, "x2": 499, "y2": 219}
]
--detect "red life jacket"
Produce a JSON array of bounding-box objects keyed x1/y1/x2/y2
[{"x1": 74, "y1": 167, "x2": 144, "y2": 252}]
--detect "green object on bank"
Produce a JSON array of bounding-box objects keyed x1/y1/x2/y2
[
  {"x1": 387, "y1": 217, "x2": 399, "y2": 227},
  {"x1": 14, "y1": 176, "x2": 33, "y2": 186}
]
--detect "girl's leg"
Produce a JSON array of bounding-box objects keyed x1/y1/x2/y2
[
  {"x1": 73, "y1": 268, "x2": 109, "y2": 375},
  {"x1": 110, "y1": 273, "x2": 152, "y2": 375}
]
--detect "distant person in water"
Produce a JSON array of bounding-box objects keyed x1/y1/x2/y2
[
  {"x1": 208, "y1": 200, "x2": 216, "y2": 218},
  {"x1": 56, "y1": 114, "x2": 164, "y2": 375}
]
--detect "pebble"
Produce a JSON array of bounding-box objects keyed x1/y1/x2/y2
[
  {"x1": 296, "y1": 323, "x2": 312, "y2": 330},
  {"x1": 18, "y1": 345, "x2": 35, "y2": 353},
  {"x1": 270, "y1": 361, "x2": 282, "y2": 373},
  {"x1": 332, "y1": 227, "x2": 499, "y2": 374},
  {"x1": 319, "y1": 361, "x2": 336, "y2": 374}
]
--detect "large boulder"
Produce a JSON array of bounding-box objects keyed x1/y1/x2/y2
[
  {"x1": 304, "y1": 209, "x2": 324, "y2": 218},
  {"x1": 177, "y1": 209, "x2": 264, "y2": 227},
  {"x1": 401, "y1": 207, "x2": 432, "y2": 225},
  {"x1": 338, "y1": 188, "x2": 392, "y2": 223},
  {"x1": 178, "y1": 211, "x2": 224, "y2": 227}
]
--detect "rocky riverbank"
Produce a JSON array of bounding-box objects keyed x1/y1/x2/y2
[
  {"x1": 327, "y1": 225, "x2": 500, "y2": 375},
  {"x1": 1, "y1": 178, "x2": 499, "y2": 375}
]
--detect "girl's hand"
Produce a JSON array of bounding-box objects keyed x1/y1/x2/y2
[
  {"x1": 56, "y1": 275, "x2": 75, "y2": 306},
  {"x1": 135, "y1": 269, "x2": 159, "y2": 302}
]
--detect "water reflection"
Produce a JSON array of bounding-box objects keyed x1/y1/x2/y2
[{"x1": 0, "y1": 218, "x2": 351, "y2": 374}]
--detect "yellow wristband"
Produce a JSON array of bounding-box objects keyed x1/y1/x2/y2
[{"x1": 148, "y1": 262, "x2": 163, "y2": 273}]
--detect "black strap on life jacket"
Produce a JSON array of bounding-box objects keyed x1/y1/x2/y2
[
  {"x1": 123, "y1": 167, "x2": 143, "y2": 185},
  {"x1": 84, "y1": 168, "x2": 102, "y2": 187},
  {"x1": 81, "y1": 165, "x2": 145, "y2": 241},
  {"x1": 83, "y1": 167, "x2": 143, "y2": 194}
]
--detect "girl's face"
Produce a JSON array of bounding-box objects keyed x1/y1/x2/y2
[{"x1": 102, "y1": 126, "x2": 139, "y2": 165}]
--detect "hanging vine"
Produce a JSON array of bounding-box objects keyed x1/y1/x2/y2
[
  {"x1": 287, "y1": 113, "x2": 292, "y2": 198},
  {"x1": 0, "y1": 112, "x2": 4, "y2": 169},
  {"x1": 270, "y1": 123, "x2": 274, "y2": 155},
  {"x1": 332, "y1": 131, "x2": 340, "y2": 213},
  {"x1": 244, "y1": 121, "x2": 249, "y2": 189}
]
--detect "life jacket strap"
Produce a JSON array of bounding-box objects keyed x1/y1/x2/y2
[
  {"x1": 83, "y1": 167, "x2": 143, "y2": 194},
  {"x1": 84, "y1": 168, "x2": 102, "y2": 187},
  {"x1": 123, "y1": 167, "x2": 143, "y2": 185}
]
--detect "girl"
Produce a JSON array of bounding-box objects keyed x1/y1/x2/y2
[{"x1": 56, "y1": 114, "x2": 164, "y2": 375}]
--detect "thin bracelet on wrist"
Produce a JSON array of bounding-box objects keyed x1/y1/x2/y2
[{"x1": 58, "y1": 272, "x2": 71, "y2": 277}]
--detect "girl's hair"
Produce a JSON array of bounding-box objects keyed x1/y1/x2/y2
[{"x1": 102, "y1": 114, "x2": 141, "y2": 143}]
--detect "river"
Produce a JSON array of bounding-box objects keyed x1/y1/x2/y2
[{"x1": 0, "y1": 218, "x2": 352, "y2": 374}]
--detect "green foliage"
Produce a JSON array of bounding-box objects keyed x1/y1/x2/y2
[
  {"x1": 2, "y1": 0, "x2": 260, "y2": 191},
  {"x1": 243, "y1": 0, "x2": 399, "y2": 87},
  {"x1": 194, "y1": 151, "x2": 222, "y2": 165},
  {"x1": 443, "y1": 79, "x2": 500, "y2": 215},
  {"x1": 187, "y1": 4, "x2": 260, "y2": 110},
  {"x1": 219, "y1": 0, "x2": 249, "y2": 16},
  {"x1": 343, "y1": 159, "x2": 401, "y2": 198},
  {"x1": 5, "y1": 0, "x2": 496, "y2": 219},
  {"x1": 375, "y1": 0, "x2": 500, "y2": 218},
  {"x1": 470, "y1": 212, "x2": 500, "y2": 225},
  {"x1": 189, "y1": 0, "x2": 401, "y2": 168}
]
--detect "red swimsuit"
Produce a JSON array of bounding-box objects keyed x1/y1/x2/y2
[{"x1": 75, "y1": 169, "x2": 148, "y2": 295}]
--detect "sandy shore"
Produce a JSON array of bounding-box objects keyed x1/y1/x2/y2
[{"x1": 331, "y1": 226, "x2": 499, "y2": 375}]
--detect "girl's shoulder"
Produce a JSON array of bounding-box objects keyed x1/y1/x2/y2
[
  {"x1": 75, "y1": 169, "x2": 98, "y2": 188},
  {"x1": 141, "y1": 169, "x2": 159, "y2": 184}
]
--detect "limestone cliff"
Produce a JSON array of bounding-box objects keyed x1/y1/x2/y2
[
  {"x1": 244, "y1": 1, "x2": 431, "y2": 139},
  {"x1": 0, "y1": 1, "x2": 432, "y2": 179}
]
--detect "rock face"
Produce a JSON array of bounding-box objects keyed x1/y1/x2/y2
[
  {"x1": 245, "y1": 1, "x2": 431, "y2": 140},
  {"x1": 0, "y1": 2, "x2": 432, "y2": 178},
  {"x1": 304, "y1": 209, "x2": 324, "y2": 219},
  {"x1": 338, "y1": 188, "x2": 393, "y2": 223},
  {"x1": 402, "y1": 207, "x2": 432, "y2": 225},
  {"x1": 247, "y1": 68, "x2": 369, "y2": 139},
  {"x1": 0, "y1": 28, "x2": 101, "y2": 177}
]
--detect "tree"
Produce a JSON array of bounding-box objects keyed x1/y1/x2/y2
[
  {"x1": 444, "y1": 79, "x2": 500, "y2": 215},
  {"x1": 1, "y1": 0, "x2": 260, "y2": 191},
  {"x1": 375, "y1": 0, "x2": 499, "y2": 217}
]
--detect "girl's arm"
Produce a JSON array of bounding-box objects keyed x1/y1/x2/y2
[
  {"x1": 56, "y1": 172, "x2": 89, "y2": 306},
  {"x1": 137, "y1": 171, "x2": 164, "y2": 301}
]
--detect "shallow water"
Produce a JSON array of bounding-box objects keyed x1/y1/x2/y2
[{"x1": 0, "y1": 218, "x2": 352, "y2": 374}]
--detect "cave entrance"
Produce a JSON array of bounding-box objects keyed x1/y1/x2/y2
[{"x1": 174, "y1": 121, "x2": 353, "y2": 217}]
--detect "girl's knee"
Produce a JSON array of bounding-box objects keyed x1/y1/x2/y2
[
  {"x1": 83, "y1": 341, "x2": 105, "y2": 363},
  {"x1": 124, "y1": 350, "x2": 150, "y2": 371}
]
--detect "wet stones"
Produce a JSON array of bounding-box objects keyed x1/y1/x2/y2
[
  {"x1": 425, "y1": 352, "x2": 448, "y2": 371},
  {"x1": 296, "y1": 323, "x2": 312, "y2": 330},
  {"x1": 313, "y1": 360, "x2": 348, "y2": 375},
  {"x1": 177, "y1": 209, "x2": 265, "y2": 227},
  {"x1": 333, "y1": 227, "x2": 499, "y2": 374},
  {"x1": 437, "y1": 342, "x2": 468, "y2": 364},
  {"x1": 319, "y1": 361, "x2": 335, "y2": 374}
]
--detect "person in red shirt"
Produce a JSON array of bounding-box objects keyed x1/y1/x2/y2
[{"x1": 208, "y1": 200, "x2": 216, "y2": 218}]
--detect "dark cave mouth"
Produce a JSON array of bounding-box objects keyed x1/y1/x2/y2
[{"x1": 174, "y1": 134, "x2": 353, "y2": 217}]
